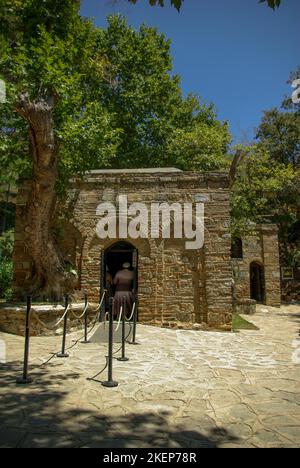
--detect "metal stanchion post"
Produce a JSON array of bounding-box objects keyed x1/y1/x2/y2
[
  {"x1": 81, "y1": 293, "x2": 90, "y2": 344},
  {"x1": 99, "y1": 289, "x2": 107, "y2": 323},
  {"x1": 130, "y1": 294, "x2": 140, "y2": 345},
  {"x1": 57, "y1": 294, "x2": 69, "y2": 358},
  {"x1": 102, "y1": 297, "x2": 118, "y2": 388},
  {"x1": 118, "y1": 296, "x2": 129, "y2": 362},
  {"x1": 17, "y1": 296, "x2": 33, "y2": 384}
]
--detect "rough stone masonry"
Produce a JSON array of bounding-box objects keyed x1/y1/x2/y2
[
  {"x1": 12, "y1": 169, "x2": 234, "y2": 330},
  {"x1": 10, "y1": 168, "x2": 281, "y2": 332}
]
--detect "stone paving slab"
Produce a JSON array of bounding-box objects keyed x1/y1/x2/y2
[{"x1": 0, "y1": 304, "x2": 299, "y2": 448}]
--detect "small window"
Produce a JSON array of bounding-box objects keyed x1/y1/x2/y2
[
  {"x1": 0, "y1": 202, "x2": 15, "y2": 235},
  {"x1": 231, "y1": 238, "x2": 243, "y2": 259}
]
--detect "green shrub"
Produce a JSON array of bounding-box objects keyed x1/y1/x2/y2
[
  {"x1": 287, "y1": 248, "x2": 300, "y2": 267},
  {"x1": 0, "y1": 229, "x2": 15, "y2": 260},
  {"x1": 0, "y1": 260, "x2": 13, "y2": 301}
]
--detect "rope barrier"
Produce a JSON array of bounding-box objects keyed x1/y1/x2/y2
[
  {"x1": 16, "y1": 296, "x2": 32, "y2": 385},
  {"x1": 70, "y1": 302, "x2": 88, "y2": 320},
  {"x1": 17, "y1": 290, "x2": 139, "y2": 388},
  {"x1": 32, "y1": 292, "x2": 107, "y2": 368},
  {"x1": 36, "y1": 294, "x2": 103, "y2": 366},
  {"x1": 125, "y1": 301, "x2": 136, "y2": 322},
  {"x1": 54, "y1": 304, "x2": 70, "y2": 327},
  {"x1": 71, "y1": 290, "x2": 106, "y2": 321},
  {"x1": 57, "y1": 295, "x2": 70, "y2": 358},
  {"x1": 130, "y1": 295, "x2": 139, "y2": 345},
  {"x1": 114, "y1": 306, "x2": 123, "y2": 332},
  {"x1": 81, "y1": 294, "x2": 89, "y2": 344},
  {"x1": 85, "y1": 291, "x2": 107, "y2": 340},
  {"x1": 89, "y1": 291, "x2": 105, "y2": 314},
  {"x1": 113, "y1": 323, "x2": 132, "y2": 356},
  {"x1": 117, "y1": 297, "x2": 129, "y2": 362},
  {"x1": 32, "y1": 312, "x2": 59, "y2": 332},
  {"x1": 87, "y1": 357, "x2": 108, "y2": 382},
  {"x1": 88, "y1": 321, "x2": 133, "y2": 381},
  {"x1": 98, "y1": 291, "x2": 106, "y2": 316},
  {"x1": 32, "y1": 304, "x2": 70, "y2": 331},
  {"x1": 101, "y1": 297, "x2": 118, "y2": 388},
  {"x1": 103, "y1": 311, "x2": 109, "y2": 330}
]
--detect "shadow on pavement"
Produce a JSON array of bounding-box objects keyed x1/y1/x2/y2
[{"x1": 0, "y1": 361, "x2": 239, "y2": 448}]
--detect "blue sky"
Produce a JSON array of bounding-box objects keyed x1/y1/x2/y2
[{"x1": 81, "y1": 0, "x2": 299, "y2": 143}]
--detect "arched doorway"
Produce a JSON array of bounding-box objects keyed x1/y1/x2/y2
[
  {"x1": 102, "y1": 241, "x2": 138, "y2": 299},
  {"x1": 250, "y1": 262, "x2": 265, "y2": 303}
]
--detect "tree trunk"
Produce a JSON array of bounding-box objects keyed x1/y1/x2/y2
[
  {"x1": 229, "y1": 150, "x2": 244, "y2": 188},
  {"x1": 16, "y1": 93, "x2": 74, "y2": 299}
]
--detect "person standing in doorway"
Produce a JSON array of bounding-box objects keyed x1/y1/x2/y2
[{"x1": 113, "y1": 262, "x2": 134, "y2": 318}]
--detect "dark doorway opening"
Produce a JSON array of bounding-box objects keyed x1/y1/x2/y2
[
  {"x1": 231, "y1": 237, "x2": 243, "y2": 259},
  {"x1": 102, "y1": 241, "x2": 138, "y2": 299},
  {"x1": 0, "y1": 201, "x2": 15, "y2": 235},
  {"x1": 250, "y1": 262, "x2": 265, "y2": 303}
]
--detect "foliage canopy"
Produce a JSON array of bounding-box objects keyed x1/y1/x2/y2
[{"x1": 0, "y1": 3, "x2": 230, "y2": 192}]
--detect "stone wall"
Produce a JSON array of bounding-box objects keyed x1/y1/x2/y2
[
  {"x1": 232, "y1": 225, "x2": 281, "y2": 307},
  {"x1": 12, "y1": 170, "x2": 233, "y2": 330},
  {"x1": 0, "y1": 303, "x2": 98, "y2": 337},
  {"x1": 281, "y1": 267, "x2": 300, "y2": 302},
  {"x1": 262, "y1": 226, "x2": 282, "y2": 306}
]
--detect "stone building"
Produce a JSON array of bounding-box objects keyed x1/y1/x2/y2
[
  {"x1": 12, "y1": 168, "x2": 282, "y2": 331},
  {"x1": 13, "y1": 169, "x2": 233, "y2": 330},
  {"x1": 232, "y1": 225, "x2": 281, "y2": 310}
]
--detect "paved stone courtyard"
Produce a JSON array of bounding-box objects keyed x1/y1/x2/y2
[{"x1": 0, "y1": 304, "x2": 299, "y2": 448}]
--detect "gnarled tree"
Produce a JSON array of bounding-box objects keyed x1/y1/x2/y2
[
  {"x1": 127, "y1": 0, "x2": 282, "y2": 10},
  {"x1": 0, "y1": 1, "x2": 120, "y2": 298},
  {"x1": 0, "y1": 1, "x2": 230, "y2": 299}
]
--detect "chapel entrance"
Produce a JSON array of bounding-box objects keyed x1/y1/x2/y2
[
  {"x1": 102, "y1": 241, "x2": 138, "y2": 310},
  {"x1": 250, "y1": 262, "x2": 265, "y2": 304}
]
